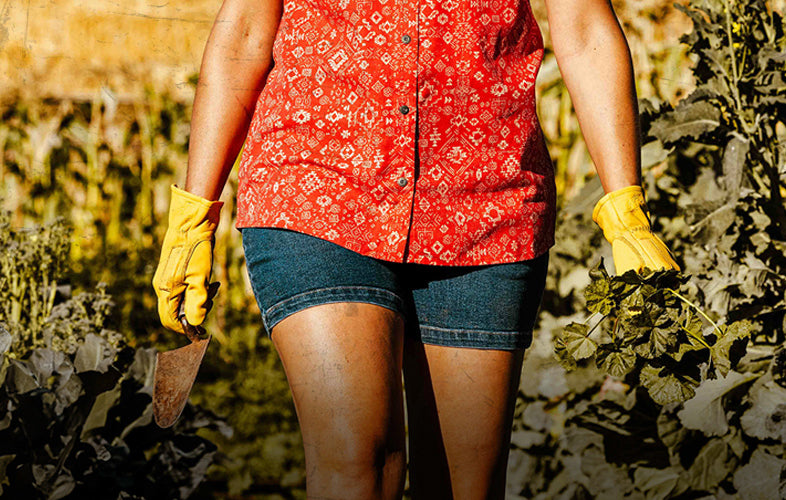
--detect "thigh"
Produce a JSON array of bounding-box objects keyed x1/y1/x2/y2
[
  {"x1": 241, "y1": 227, "x2": 409, "y2": 493},
  {"x1": 273, "y1": 301, "x2": 406, "y2": 472}
]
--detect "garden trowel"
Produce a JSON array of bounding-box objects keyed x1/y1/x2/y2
[{"x1": 153, "y1": 303, "x2": 211, "y2": 428}]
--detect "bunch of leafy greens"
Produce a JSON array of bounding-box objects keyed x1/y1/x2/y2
[
  {"x1": 555, "y1": 259, "x2": 752, "y2": 405},
  {"x1": 0, "y1": 211, "x2": 229, "y2": 499},
  {"x1": 0, "y1": 334, "x2": 229, "y2": 500}
]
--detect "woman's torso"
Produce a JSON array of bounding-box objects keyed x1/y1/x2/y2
[{"x1": 236, "y1": 0, "x2": 557, "y2": 266}]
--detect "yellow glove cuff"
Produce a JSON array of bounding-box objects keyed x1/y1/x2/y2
[
  {"x1": 591, "y1": 185, "x2": 652, "y2": 243},
  {"x1": 168, "y1": 184, "x2": 224, "y2": 232},
  {"x1": 591, "y1": 184, "x2": 680, "y2": 274}
]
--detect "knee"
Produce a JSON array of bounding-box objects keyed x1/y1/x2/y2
[{"x1": 307, "y1": 444, "x2": 407, "y2": 498}]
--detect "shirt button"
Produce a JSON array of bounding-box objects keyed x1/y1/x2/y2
[
  {"x1": 397, "y1": 177, "x2": 408, "y2": 187},
  {"x1": 399, "y1": 105, "x2": 410, "y2": 115},
  {"x1": 401, "y1": 34, "x2": 412, "y2": 44}
]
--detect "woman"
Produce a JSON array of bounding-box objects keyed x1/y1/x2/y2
[{"x1": 153, "y1": 0, "x2": 679, "y2": 497}]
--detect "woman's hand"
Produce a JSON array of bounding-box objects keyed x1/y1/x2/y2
[
  {"x1": 592, "y1": 185, "x2": 679, "y2": 275},
  {"x1": 152, "y1": 185, "x2": 224, "y2": 333}
]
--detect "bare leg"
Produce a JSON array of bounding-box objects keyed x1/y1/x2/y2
[
  {"x1": 403, "y1": 337, "x2": 525, "y2": 500},
  {"x1": 270, "y1": 302, "x2": 407, "y2": 500}
]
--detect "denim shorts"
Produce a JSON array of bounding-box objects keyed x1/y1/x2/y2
[{"x1": 240, "y1": 227, "x2": 550, "y2": 351}]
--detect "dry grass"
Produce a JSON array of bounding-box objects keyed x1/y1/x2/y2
[{"x1": 0, "y1": 0, "x2": 220, "y2": 102}]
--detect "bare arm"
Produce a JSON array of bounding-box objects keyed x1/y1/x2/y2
[
  {"x1": 184, "y1": 0, "x2": 283, "y2": 201},
  {"x1": 541, "y1": 0, "x2": 640, "y2": 193}
]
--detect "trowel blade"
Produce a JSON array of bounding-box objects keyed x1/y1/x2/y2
[{"x1": 153, "y1": 335, "x2": 211, "y2": 428}]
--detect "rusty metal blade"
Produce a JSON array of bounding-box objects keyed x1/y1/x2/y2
[{"x1": 153, "y1": 335, "x2": 211, "y2": 428}]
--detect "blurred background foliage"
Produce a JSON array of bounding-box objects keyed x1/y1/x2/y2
[{"x1": 1, "y1": 0, "x2": 784, "y2": 498}]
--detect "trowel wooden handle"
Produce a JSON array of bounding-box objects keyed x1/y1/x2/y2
[{"x1": 177, "y1": 301, "x2": 204, "y2": 343}]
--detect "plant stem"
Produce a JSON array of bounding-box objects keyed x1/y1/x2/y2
[
  {"x1": 586, "y1": 312, "x2": 607, "y2": 337},
  {"x1": 680, "y1": 325, "x2": 711, "y2": 349},
  {"x1": 722, "y1": 0, "x2": 743, "y2": 111},
  {"x1": 665, "y1": 288, "x2": 723, "y2": 338}
]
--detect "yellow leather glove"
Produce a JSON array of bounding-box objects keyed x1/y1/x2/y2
[
  {"x1": 592, "y1": 185, "x2": 680, "y2": 275},
  {"x1": 152, "y1": 184, "x2": 223, "y2": 334}
]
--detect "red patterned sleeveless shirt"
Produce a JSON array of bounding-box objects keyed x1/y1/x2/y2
[{"x1": 235, "y1": 0, "x2": 557, "y2": 266}]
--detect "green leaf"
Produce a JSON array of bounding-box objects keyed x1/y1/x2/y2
[
  {"x1": 128, "y1": 347, "x2": 157, "y2": 396},
  {"x1": 585, "y1": 259, "x2": 615, "y2": 315},
  {"x1": 81, "y1": 383, "x2": 122, "y2": 439},
  {"x1": 678, "y1": 438, "x2": 736, "y2": 492},
  {"x1": 634, "y1": 324, "x2": 678, "y2": 359},
  {"x1": 640, "y1": 364, "x2": 697, "y2": 405},
  {"x1": 690, "y1": 200, "x2": 737, "y2": 243},
  {"x1": 681, "y1": 308, "x2": 704, "y2": 340},
  {"x1": 54, "y1": 371, "x2": 83, "y2": 415},
  {"x1": 0, "y1": 325, "x2": 11, "y2": 354},
  {"x1": 563, "y1": 425, "x2": 604, "y2": 456},
  {"x1": 619, "y1": 288, "x2": 646, "y2": 322},
  {"x1": 721, "y1": 135, "x2": 750, "y2": 200},
  {"x1": 48, "y1": 468, "x2": 76, "y2": 500},
  {"x1": 73, "y1": 333, "x2": 115, "y2": 374},
  {"x1": 562, "y1": 322, "x2": 597, "y2": 361},
  {"x1": 0, "y1": 455, "x2": 16, "y2": 482},
  {"x1": 649, "y1": 100, "x2": 722, "y2": 144},
  {"x1": 29, "y1": 349, "x2": 69, "y2": 386},
  {"x1": 608, "y1": 277, "x2": 637, "y2": 300},
  {"x1": 623, "y1": 299, "x2": 678, "y2": 359},
  {"x1": 740, "y1": 378, "x2": 786, "y2": 441},
  {"x1": 657, "y1": 409, "x2": 688, "y2": 458},
  {"x1": 553, "y1": 336, "x2": 577, "y2": 371},
  {"x1": 641, "y1": 140, "x2": 674, "y2": 169},
  {"x1": 670, "y1": 340, "x2": 708, "y2": 363},
  {"x1": 588, "y1": 257, "x2": 610, "y2": 282},
  {"x1": 580, "y1": 446, "x2": 635, "y2": 498},
  {"x1": 510, "y1": 429, "x2": 547, "y2": 449},
  {"x1": 710, "y1": 320, "x2": 753, "y2": 376},
  {"x1": 596, "y1": 344, "x2": 637, "y2": 379},
  {"x1": 633, "y1": 466, "x2": 680, "y2": 500},
  {"x1": 7, "y1": 359, "x2": 39, "y2": 394},
  {"x1": 521, "y1": 402, "x2": 554, "y2": 432},
  {"x1": 585, "y1": 278, "x2": 614, "y2": 315}
]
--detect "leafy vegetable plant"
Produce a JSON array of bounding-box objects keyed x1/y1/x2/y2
[
  {"x1": 0, "y1": 211, "x2": 230, "y2": 499},
  {"x1": 641, "y1": 0, "x2": 786, "y2": 344},
  {"x1": 555, "y1": 259, "x2": 752, "y2": 405}
]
